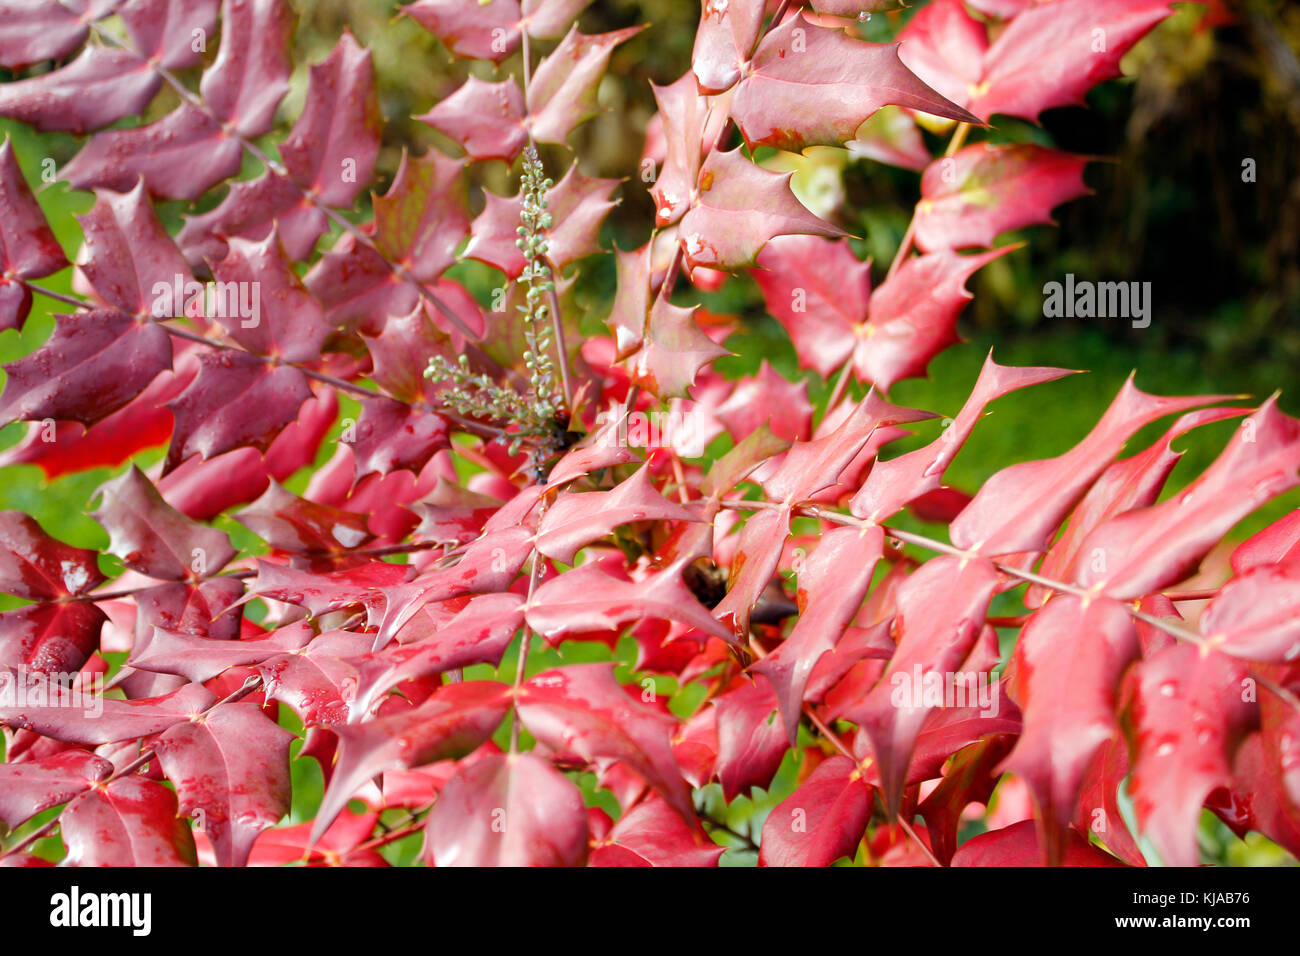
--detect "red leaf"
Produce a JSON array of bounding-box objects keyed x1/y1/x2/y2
[
  {"x1": 1231, "y1": 509, "x2": 1300, "y2": 574},
  {"x1": 0, "y1": 47, "x2": 160, "y2": 134},
  {"x1": 209, "y1": 231, "x2": 333, "y2": 362},
  {"x1": 129, "y1": 622, "x2": 313, "y2": 684},
  {"x1": 351, "y1": 593, "x2": 524, "y2": 718},
  {"x1": 589, "y1": 795, "x2": 723, "y2": 867},
  {"x1": 527, "y1": 562, "x2": 733, "y2": 645},
  {"x1": 758, "y1": 755, "x2": 872, "y2": 867},
  {"x1": 678, "y1": 148, "x2": 842, "y2": 272},
  {"x1": 1201, "y1": 564, "x2": 1300, "y2": 663},
  {"x1": 0, "y1": 751, "x2": 114, "y2": 829},
  {"x1": 279, "y1": 33, "x2": 381, "y2": 209},
  {"x1": 691, "y1": 0, "x2": 765, "y2": 95},
  {"x1": 403, "y1": 0, "x2": 522, "y2": 63},
  {"x1": 78, "y1": 183, "x2": 193, "y2": 315},
  {"x1": 850, "y1": 355, "x2": 1073, "y2": 523},
  {"x1": 92, "y1": 465, "x2": 237, "y2": 580},
  {"x1": 61, "y1": 777, "x2": 198, "y2": 866},
  {"x1": 0, "y1": 137, "x2": 67, "y2": 289},
  {"x1": 201, "y1": 0, "x2": 296, "y2": 138},
  {"x1": 0, "y1": 511, "x2": 105, "y2": 600},
  {"x1": 951, "y1": 820, "x2": 1124, "y2": 867},
  {"x1": 526, "y1": 26, "x2": 644, "y2": 146},
  {"x1": 164, "y1": 349, "x2": 313, "y2": 474},
  {"x1": 730, "y1": 14, "x2": 978, "y2": 152},
  {"x1": 0, "y1": 674, "x2": 214, "y2": 745},
  {"x1": 313, "y1": 681, "x2": 513, "y2": 842},
  {"x1": 1077, "y1": 398, "x2": 1300, "y2": 599},
  {"x1": 1001, "y1": 595, "x2": 1139, "y2": 865},
  {"x1": 0, "y1": 601, "x2": 106, "y2": 675},
  {"x1": 0, "y1": 0, "x2": 100, "y2": 70},
  {"x1": 536, "y1": 464, "x2": 701, "y2": 564},
  {"x1": 713, "y1": 678, "x2": 788, "y2": 801},
  {"x1": 347, "y1": 395, "x2": 451, "y2": 481},
  {"x1": 844, "y1": 554, "x2": 1001, "y2": 815},
  {"x1": 424, "y1": 751, "x2": 588, "y2": 866},
  {"x1": 913, "y1": 144, "x2": 1092, "y2": 252},
  {"x1": 154, "y1": 701, "x2": 293, "y2": 867},
  {"x1": 233, "y1": 482, "x2": 374, "y2": 555},
  {"x1": 0, "y1": 309, "x2": 173, "y2": 428},
  {"x1": 752, "y1": 234, "x2": 873, "y2": 378},
  {"x1": 372, "y1": 150, "x2": 470, "y2": 283},
  {"x1": 517, "y1": 663, "x2": 693, "y2": 821},
  {"x1": 419, "y1": 76, "x2": 528, "y2": 163},
  {"x1": 949, "y1": 378, "x2": 1224, "y2": 557},
  {"x1": 61, "y1": 105, "x2": 243, "y2": 201},
  {"x1": 1128, "y1": 644, "x2": 1257, "y2": 867},
  {"x1": 753, "y1": 525, "x2": 885, "y2": 743}
]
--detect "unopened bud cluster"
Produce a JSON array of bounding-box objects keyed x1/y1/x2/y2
[{"x1": 424, "y1": 147, "x2": 567, "y2": 457}]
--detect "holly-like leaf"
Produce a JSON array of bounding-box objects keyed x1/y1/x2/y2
[
  {"x1": 713, "y1": 679, "x2": 788, "y2": 801},
  {"x1": 313, "y1": 681, "x2": 512, "y2": 842},
  {"x1": 464, "y1": 162, "x2": 619, "y2": 278},
  {"x1": 0, "y1": 47, "x2": 160, "y2": 134},
  {"x1": 372, "y1": 150, "x2": 470, "y2": 283},
  {"x1": 0, "y1": 674, "x2": 214, "y2": 745},
  {"x1": 403, "y1": 0, "x2": 522, "y2": 63},
  {"x1": 971, "y1": 0, "x2": 1179, "y2": 123},
  {"x1": 94, "y1": 464, "x2": 237, "y2": 582},
  {"x1": 424, "y1": 751, "x2": 588, "y2": 866},
  {"x1": 257, "y1": 630, "x2": 372, "y2": 726},
  {"x1": 647, "y1": 73, "x2": 731, "y2": 227},
  {"x1": 164, "y1": 349, "x2": 314, "y2": 474},
  {"x1": 1076, "y1": 398, "x2": 1300, "y2": 599},
  {"x1": 61, "y1": 105, "x2": 243, "y2": 201},
  {"x1": 589, "y1": 795, "x2": 723, "y2": 867},
  {"x1": 752, "y1": 234, "x2": 873, "y2": 378},
  {"x1": 209, "y1": 231, "x2": 332, "y2": 362},
  {"x1": 419, "y1": 76, "x2": 528, "y2": 163},
  {"x1": 729, "y1": 14, "x2": 979, "y2": 152},
  {"x1": 526, "y1": 25, "x2": 644, "y2": 146},
  {"x1": 691, "y1": 0, "x2": 765, "y2": 95},
  {"x1": 1200, "y1": 564, "x2": 1300, "y2": 664},
  {"x1": 1001, "y1": 595, "x2": 1139, "y2": 865},
  {"x1": 626, "y1": 295, "x2": 730, "y2": 401},
  {"x1": 0, "y1": 601, "x2": 106, "y2": 675},
  {"x1": 1128, "y1": 644, "x2": 1257, "y2": 867},
  {"x1": 351, "y1": 593, "x2": 524, "y2": 718},
  {"x1": 0, "y1": 0, "x2": 106, "y2": 70},
  {"x1": 0, "y1": 751, "x2": 113, "y2": 829},
  {"x1": 949, "y1": 379, "x2": 1224, "y2": 557},
  {"x1": 129, "y1": 622, "x2": 312, "y2": 684},
  {"x1": 279, "y1": 33, "x2": 382, "y2": 209},
  {"x1": 758, "y1": 755, "x2": 872, "y2": 867},
  {"x1": 1027, "y1": 406, "x2": 1245, "y2": 608},
  {"x1": 119, "y1": 0, "x2": 219, "y2": 71},
  {"x1": 153, "y1": 701, "x2": 293, "y2": 867},
  {"x1": 913, "y1": 144, "x2": 1092, "y2": 252},
  {"x1": 856, "y1": 246, "x2": 1012, "y2": 392},
  {"x1": 201, "y1": 0, "x2": 296, "y2": 138},
  {"x1": 753, "y1": 525, "x2": 884, "y2": 743},
  {"x1": 233, "y1": 482, "x2": 373, "y2": 555},
  {"x1": 951, "y1": 819, "x2": 1124, "y2": 867},
  {"x1": 851, "y1": 356, "x2": 1073, "y2": 522},
  {"x1": 345, "y1": 395, "x2": 450, "y2": 482},
  {"x1": 178, "y1": 169, "x2": 327, "y2": 268},
  {"x1": 61, "y1": 777, "x2": 198, "y2": 866},
  {"x1": 527, "y1": 562, "x2": 733, "y2": 645},
  {"x1": 77, "y1": 183, "x2": 193, "y2": 316},
  {"x1": 0, "y1": 137, "x2": 68, "y2": 302},
  {"x1": 0, "y1": 309, "x2": 172, "y2": 430},
  {"x1": 536, "y1": 465, "x2": 701, "y2": 564},
  {"x1": 0, "y1": 511, "x2": 105, "y2": 600},
  {"x1": 844, "y1": 554, "x2": 1001, "y2": 815},
  {"x1": 677, "y1": 148, "x2": 842, "y2": 272},
  {"x1": 1232, "y1": 509, "x2": 1300, "y2": 574},
  {"x1": 516, "y1": 663, "x2": 694, "y2": 821}
]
